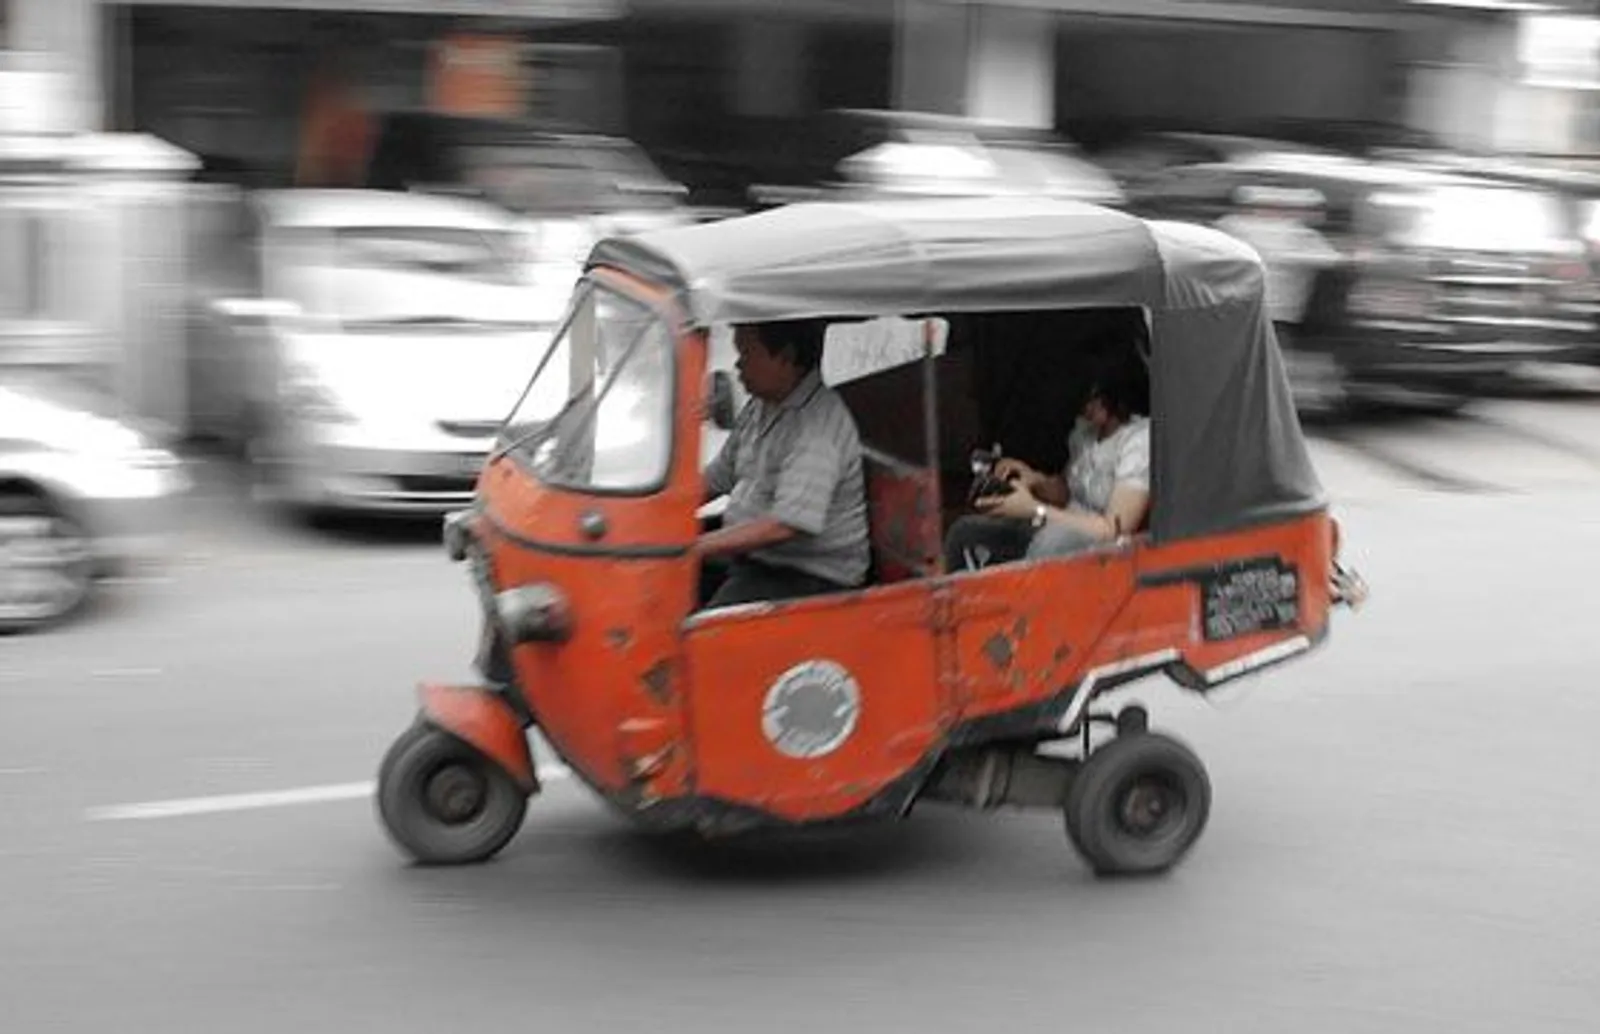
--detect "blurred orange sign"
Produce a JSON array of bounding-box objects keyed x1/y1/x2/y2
[{"x1": 429, "y1": 34, "x2": 527, "y2": 118}]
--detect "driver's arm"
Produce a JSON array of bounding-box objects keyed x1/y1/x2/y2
[
  {"x1": 696, "y1": 412, "x2": 842, "y2": 559},
  {"x1": 701, "y1": 424, "x2": 739, "y2": 505},
  {"x1": 694, "y1": 516, "x2": 796, "y2": 559}
]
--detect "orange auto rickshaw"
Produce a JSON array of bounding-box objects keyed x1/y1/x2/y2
[{"x1": 375, "y1": 197, "x2": 1367, "y2": 876}]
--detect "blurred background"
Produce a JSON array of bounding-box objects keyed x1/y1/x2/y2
[{"x1": 4, "y1": 1, "x2": 1600, "y2": 1031}]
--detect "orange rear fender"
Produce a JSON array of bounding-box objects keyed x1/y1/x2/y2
[{"x1": 416, "y1": 683, "x2": 538, "y2": 794}]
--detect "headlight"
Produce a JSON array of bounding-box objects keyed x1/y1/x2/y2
[{"x1": 495, "y1": 583, "x2": 572, "y2": 644}]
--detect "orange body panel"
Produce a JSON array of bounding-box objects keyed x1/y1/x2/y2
[
  {"x1": 945, "y1": 546, "x2": 1137, "y2": 713},
  {"x1": 682, "y1": 581, "x2": 945, "y2": 820},
  {"x1": 417, "y1": 683, "x2": 536, "y2": 792},
  {"x1": 477, "y1": 276, "x2": 706, "y2": 804}
]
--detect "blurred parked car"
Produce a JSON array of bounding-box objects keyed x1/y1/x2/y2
[
  {"x1": 0, "y1": 372, "x2": 188, "y2": 633},
  {"x1": 365, "y1": 111, "x2": 690, "y2": 222},
  {"x1": 1126, "y1": 148, "x2": 1597, "y2": 412},
  {"x1": 748, "y1": 108, "x2": 1124, "y2": 208},
  {"x1": 362, "y1": 112, "x2": 697, "y2": 352},
  {"x1": 191, "y1": 188, "x2": 556, "y2": 517},
  {"x1": 1380, "y1": 150, "x2": 1600, "y2": 354},
  {"x1": 1094, "y1": 131, "x2": 1335, "y2": 198},
  {"x1": 365, "y1": 111, "x2": 693, "y2": 255}
]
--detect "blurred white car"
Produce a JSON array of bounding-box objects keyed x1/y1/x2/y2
[
  {"x1": 0, "y1": 373, "x2": 188, "y2": 632},
  {"x1": 198, "y1": 189, "x2": 559, "y2": 517},
  {"x1": 751, "y1": 109, "x2": 1125, "y2": 209}
]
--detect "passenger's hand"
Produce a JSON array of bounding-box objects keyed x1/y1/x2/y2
[
  {"x1": 993, "y1": 457, "x2": 1040, "y2": 489},
  {"x1": 975, "y1": 483, "x2": 1038, "y2": 522}
]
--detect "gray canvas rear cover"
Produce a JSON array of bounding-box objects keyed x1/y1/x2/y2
[{"x1": 1148, "y1": 222, "x2": 1326, "y2": 541}]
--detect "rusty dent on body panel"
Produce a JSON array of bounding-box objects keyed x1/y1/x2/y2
[
  {"x1": 983, "y1": 632, "x2": 1015, "y2": 671},
  {"x1": 639, "y1": 659, "x2": 675, "y2": 704},
  {"x1": 982, "y1": 615, "x2": 1035, "y2": 673}
]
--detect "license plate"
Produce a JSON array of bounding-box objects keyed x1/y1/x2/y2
[{"x1": 456, "y1": 454, "x2": 487, "y2": 477}]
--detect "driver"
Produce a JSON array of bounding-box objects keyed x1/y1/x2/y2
[
  {"x1": 696, "y1": 319, "x2": 870, "y2": 609},
  {"x1": 944, "y1": 354, "x2": 1151, "y2": 571}
]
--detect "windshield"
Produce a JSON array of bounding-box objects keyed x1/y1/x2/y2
[
  {"x1": 269, "y1": 224, "x2": 538, "y2": 329},
  {"x1": 500, "y1": 284, "x2": 674, "y2": 492}
]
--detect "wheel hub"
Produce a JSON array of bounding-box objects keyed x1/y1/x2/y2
[
  {"x1": 1118, "y1": 775, "x2": 1185, "y2": 840},
  {"x1": 424, "y1": 763, "x2": 489, "y2": 825},
  {"x1": 0, "y1": 515, "x2": 90, "y2": 624}
]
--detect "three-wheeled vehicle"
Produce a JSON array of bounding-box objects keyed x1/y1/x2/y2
[{"x1": 375, "y1": 197, "x2": 1366, "y2": 876}]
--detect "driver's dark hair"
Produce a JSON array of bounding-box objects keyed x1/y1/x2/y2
[{"x1": 751, "y1": 319, "x2": 827, "y2": 373}]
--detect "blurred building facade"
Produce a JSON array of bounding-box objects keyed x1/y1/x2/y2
[
  {"x1": 3, "y1": 0, "x2": 1599, "y2": 437},
  {"x1": 3, "y1": 0, "x2": 1598, "y2": 188}
]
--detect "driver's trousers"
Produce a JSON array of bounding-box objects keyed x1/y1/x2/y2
[{"x1": 697, "y1": 556, "x2": 849, "y2": 610}]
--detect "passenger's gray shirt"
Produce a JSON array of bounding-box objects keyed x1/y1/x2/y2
[{"x1": 703, "y1": 369, "x2": 870, "y2": 587}]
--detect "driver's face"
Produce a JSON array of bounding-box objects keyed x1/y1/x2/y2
[{"x1": 733, "y1": 326, "x2": 793, "y2": 402}]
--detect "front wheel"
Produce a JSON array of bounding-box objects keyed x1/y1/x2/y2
[
  {"x1": 377, "y1": 722, "x2": 528, "y2": 866},
  {"x1": 0, "y1": 492, "x2": 93, "y2": 635},
  {"x1": 1064, "y1": 732, "x2": 1211, "y2": 877}
]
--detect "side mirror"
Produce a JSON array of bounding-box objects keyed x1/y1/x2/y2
[{"x1": 708, "y1": 370, "x2": 738, "y2": 431}]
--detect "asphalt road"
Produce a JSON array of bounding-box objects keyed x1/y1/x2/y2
[{"x1": 4, "y1": 395, "x2": 1600, "y2": 1034}]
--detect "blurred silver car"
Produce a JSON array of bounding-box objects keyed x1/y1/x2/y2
[
  {"x1": 0, "y1": 372, "x2": 188, "y2": 632},
  {"x1": 196, "y1": 189, "x2": 557, "y2": 517},
  {"x1": 750, "y1": 109, "x2": 1124, "y2": 208}
]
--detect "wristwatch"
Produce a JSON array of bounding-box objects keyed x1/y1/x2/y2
[{"x1": 1030, "y1": 503, "x2": 1049, "y2": 530}]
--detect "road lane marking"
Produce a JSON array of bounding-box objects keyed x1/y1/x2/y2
[
  {"x1": 89, "y1": 667, "x2": 164, "y2": 680},
  {"x1": 85, "y1": 764, "x2": 572, "y2": 822}
]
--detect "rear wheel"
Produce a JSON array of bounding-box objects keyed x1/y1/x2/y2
[
  {"x1": 1065, "y1": 732, "x2": 1211, "y2": 877},
  {"x1": 1277, "y1": 327, "x2": 1352, "y2": 420},
  {"x1": 0, "y1": 491, "x2": 93, "y2": 634},
  {"x1": 377, "y1": 722, "x2": 528, "y2": 866}
]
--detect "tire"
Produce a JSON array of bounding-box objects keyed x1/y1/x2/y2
[
  {"x1": 1406, "y1": 390, "x2": 1473, "y2": 418},
  {"x1": 376, "y1": 722, "x2": 528, "y2": 866},
  {"x1": 1276, "y1": 326, "x2": 1351, "y2": 420},
  {"x1": 1065, "y1": 732, "x2": 1211, "y2": 877},
  {"x1": 0, "y1": 491, "x2": 94, "y2": 635}
]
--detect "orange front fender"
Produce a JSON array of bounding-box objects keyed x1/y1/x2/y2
[{"x1": 417, "y1": 683, "x2": 537, "y2": 794}]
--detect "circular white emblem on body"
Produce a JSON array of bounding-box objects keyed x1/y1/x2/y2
[{"x1": 761, "y1": 660, "x2": 862, "y2": 759}]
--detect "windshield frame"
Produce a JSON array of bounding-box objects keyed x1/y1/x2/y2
[{"x1": 493, "y1": 269, "x2": 682, "y2": 500}]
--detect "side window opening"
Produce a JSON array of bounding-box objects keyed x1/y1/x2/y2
[{"x1": 820, "y1": 305, "x2": 1152, "y2": 584}]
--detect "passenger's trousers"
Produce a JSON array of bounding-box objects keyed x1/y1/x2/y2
[{"x1": 943, "y1": 515, "x2": 1101, "y2": 572}]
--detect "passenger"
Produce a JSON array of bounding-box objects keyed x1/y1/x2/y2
[
  {"x1": 696, "y1": 320, "x2": 871, "y2": 609},
  {"x1": 944, "y1": 355, "x2": 1151, "y2": 572}
]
